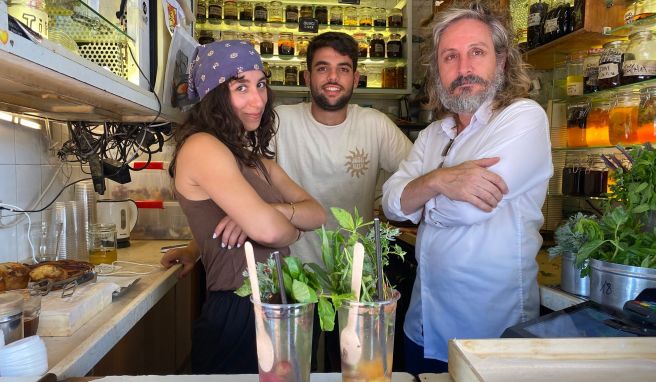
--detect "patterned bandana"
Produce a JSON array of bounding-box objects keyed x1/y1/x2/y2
[{"x1": 187, "y1": 40, "x2": 264, "y2": 102}]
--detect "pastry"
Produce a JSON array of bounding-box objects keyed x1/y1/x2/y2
[
  {"x1": 0, "y1": 262, "x2": 31, "y2": 291},
  {"x1": 29, "y1": 264, "x2": 68, "y2": 282}
]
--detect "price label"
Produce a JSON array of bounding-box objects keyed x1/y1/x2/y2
[{"x1": 298, "y1": 17, "x2": 319, "y2": 33}]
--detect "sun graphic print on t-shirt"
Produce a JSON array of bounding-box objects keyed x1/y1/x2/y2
[{"x1": 344, "y1": 147, "x2": 370, "y2": 178}]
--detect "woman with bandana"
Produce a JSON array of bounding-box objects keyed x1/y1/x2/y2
[{"x1": 163, "y1": 40, "x2": 326, "y2": 374}]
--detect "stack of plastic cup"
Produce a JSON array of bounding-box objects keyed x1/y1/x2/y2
[{"x1": 0, "y1": 335, "x2": 48, "y2": 376}]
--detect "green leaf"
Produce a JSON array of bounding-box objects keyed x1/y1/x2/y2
[
  {"x1": 235, "y1": 281, "x2": 251, "y2": 297},
  {"x1": 632, "y1": 204, "x2": 650, "y2": 214},
  {"x1": 306, "y1": 263, "x2": 333, "y2": 291},
  {"x1": 318, "y1": 297, "x2": 335, "y2": 331},
  {"x1": 332, "y1": 207, "x2": 355, "y2": 231},
  {"x1": 291, "y1": 279, "x2": 318, "y2": 303},
  {"x1": 319, "y1": 227, "x2": 335, "y2": 274},
  {"x1": 284, "y1": 256, "x2": 303, "y2": 279}
]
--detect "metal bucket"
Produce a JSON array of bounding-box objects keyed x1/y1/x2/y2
[
  {"x1": 561, "y1": 252, "x2": 590, "y2": 297},
  {"x1": 590, "y1": 258, "x2": 656, "y2": 311}
]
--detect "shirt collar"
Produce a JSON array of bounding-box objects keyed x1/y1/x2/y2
[{"x1": 439, "y1": 98, "x2": 495, "y2": 139}]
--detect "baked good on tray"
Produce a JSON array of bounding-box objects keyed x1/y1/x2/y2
[
  {"x1": 0, "y1": 262, "x2": 31, "y2": 291},
  {"x1": 29, "y1": 260, "x2": 94, "y2": 283}
]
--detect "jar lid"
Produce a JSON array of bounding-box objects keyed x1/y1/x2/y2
[
  {"x1": 639, "y1": 86, "x2": 656, "y2": 93},
  {"x1": 390, "y1": 33, "x2": 402, "y2": 39},
  {"x1": 602, "y1": 40, "x2": 627, "y2": 48},
  {"x1": 0, "y1": 291, "x2": 24, "y2": 318}
]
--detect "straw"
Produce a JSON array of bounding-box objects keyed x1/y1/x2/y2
[
  {"x1": 374, "y1": 218, "x2": 388, "y2": 374},
  {"x1": 272, "y1": 251, "x2": 301, "y2": 382},
  {"x1": 272, "y1": 251, "x2": 287, "y2": 304}
]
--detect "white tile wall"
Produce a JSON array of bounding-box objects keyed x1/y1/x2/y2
[{"x1": 0, "y1": 120, "x2": 75, "y2": 263}]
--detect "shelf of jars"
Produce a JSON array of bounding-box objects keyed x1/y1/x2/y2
[
  {"x1": 192, "y1": 0, "x2": 412, "y2": 94},
  {"x1": 196, "y1": 20, "x2": 407, "y2": 35},
  {"x1": 523, "y1": 0, "x2": 626, "y2": 70}
]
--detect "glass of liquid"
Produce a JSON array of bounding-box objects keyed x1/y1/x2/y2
[{"x1": 88, "y1": 223, "x2": 117, "y2": 265}]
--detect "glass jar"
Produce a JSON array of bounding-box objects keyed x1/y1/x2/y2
[
  {"x1": 621, "y1": 30, "x2": 656, "y2": 85},
  {"x1": 566, "y1": 99, "x2": 590, "y2": 147},
  {"x1": 388, "y1": 8, "x2": 403, "y2": 27},
  {"x1": 88, "y1": 223, "x2": 117, "y2": 266},
  {"x1": 262, "y1": 61, "x2": 271, "y2": 79},
  {"x1": 196, "y1": 0, "x2": 207, "y2": 23},
  {"x1": 387, "y1": 33, "x2": 403, "y2": 58},
  {"x1": 198, "y1": 30, "x2": 215, "y2": 45},
  {"x1": 330, "y1": 6, "x2": 343, "y2": 25},
  {"x1": 369, "y1": 33, "x2": 385, "y2": 58},
  {"x1": 221, "y1": 30, "x2": 237, "y2": 40},
  {"x1": 396, "y1": 65, "x2": 406, "y2": 89},
  {"x1": 285, "y1": 65, "x2": 298, "y2": 86},
  {"x1": 315, "y1": 6, "x2": 328, "y2": 24},
  {"x1": 566, "y1": 51, "x2": 585, "y2": 96},
  {"x1": 367, "y1": 63, "x2": 382, "y2": 88},
  {"x1": 285, "y1": 4, "x2": 299, "y2": 23},
  {"x1": 609, "y1": 90, "x2": 641, "y2": 145},
  {"x1": 270, "y1": 65, "x2": 284, "y2": 85},
  {"x1": 357, "y1": 63, "x2": 368, "y2": 88},
  {"x1": 373, "y1": 7, "x2": 387, "y2": 27},
  {"x1": 638, "y1": 86, "x2": 656, "y2": 142},
  {"x1": 585, "y1": 98, "x2": 612, "y2": 146},
  {"x1": 240, "y1": 32, "x2": 256, "y2": 47},
  {"x1": 582, "y1": 155, "x2": 609, "y2": 197},
  {"x1": 382, "y1": 64, "x2": 398, "y2": 88},
  {"x1": 296, "y1": 36, "x2": 310, "y2": 57},
  {"x1": 583, "y1": 48, "x2": 602, "y2": 93},
  {"x1": 299, "y1": 62, "x2": 307, "y2": 86},
  {"x1": 222, "y1": 0, "x2": 238, "y2": 20},
  {"x1": 353, "y1": 33, "x2": 369, "y2": 58},
  {"x1": 344, "y1": 6, "x2": 358, "y2": 26},
  {"x1": 300, "y1": 5, "x2": 313, "y2": 19},
  {"x1": 254, "y1": 2, "x2": 267, "y2": 22},
  {"x1": 527, "y1": 0, "x2": 549, "y2": 49},
  {"x1": 359, "y1": 6, "x2": 373, "y2": 26},
  {"x1": 260, "y1": 32, "x2": 274, "y2": 55},
  {"x1": 238, "y1": 1, "x2": 253, "y2": 21},
  {"x1": 598, "y1": 40, "x2": 628, "y2": 90},
  {"x1": 278, "y1": 32, "x2": 295, "y2": 56},
  {"x1": 268, "y1": 1, "x2": 283, "y2": 22},
  {"x1": 561, "y1": 158, "x2": 585, "y2": 196},
  {"x1": 208, "y1": 0, "x2": 223, "y2": 23}
]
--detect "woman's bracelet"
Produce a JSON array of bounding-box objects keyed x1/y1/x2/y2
[
  {"x1": 289, "y1": 202, "x2": 296, "y2": 222},
  {"x1": 296, "y1": 228, "x2": 302, "y2": 241}
]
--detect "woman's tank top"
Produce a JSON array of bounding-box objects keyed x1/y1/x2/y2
[{"x1": 175, "y1": 160, "x2": 290, "y2": 291}]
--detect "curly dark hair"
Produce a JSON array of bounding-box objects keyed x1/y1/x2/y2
[
  {"x1": 169, "y1": 77, "x2": 277, "y2": 178},
  {"x1": 425, "y1": 0, "x2": 532, "y2": 118},
  {"x1": 306, "y1": 32, "x2": 359, "y2": 71}
]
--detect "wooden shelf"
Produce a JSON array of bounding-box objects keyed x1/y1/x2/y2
[{"x1": 525, "y1": 0, "x2": 626, "y2": 70}]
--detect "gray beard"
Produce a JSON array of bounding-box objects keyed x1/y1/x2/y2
[{"x1": 437, "y1": 69, "x2": 504, "y2": 114}]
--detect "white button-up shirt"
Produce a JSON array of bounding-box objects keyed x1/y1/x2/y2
[{"x1": 383, "y1": 99, "x2": 553, "y2": 361}]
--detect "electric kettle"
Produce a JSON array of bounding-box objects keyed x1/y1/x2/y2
[{"x1": 96, "y1": 199, "x2": 138, "y2": 248}]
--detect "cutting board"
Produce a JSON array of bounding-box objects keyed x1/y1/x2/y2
[{"x1": 39, "y1": 282, "x2": 117, "y2": 336}]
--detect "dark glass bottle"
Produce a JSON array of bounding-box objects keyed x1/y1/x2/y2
[
  {"x1": 527, "y1": 0, "x2": 548, "y2": 49},
  {"x1": 598, "y1": 40, "x2": 627, "y2": 90},
  {"x1": 285, "y1": 5, "x2": 299, "y2": 23},
  {"x1": 369, "y1": 33, "x2": 385, "y2": 58},
  {"x1": 254, "y1": 2, "x2": 267, "y2": 22},
  {"x1": 315, "y1": 6, "x2": 328, "y2": 24}
]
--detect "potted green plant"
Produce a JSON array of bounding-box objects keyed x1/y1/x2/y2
[
  {"x1": 547, "y1": 212, "x2": 595, "y2": 296},
  {"x1": 572, "y1": 143, "x2": 656, "y2": 310}
]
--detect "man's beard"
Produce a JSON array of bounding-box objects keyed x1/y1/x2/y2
[
  {"x1": 310, "y1": 82, "x2": 353, "y2": 111},
  {"x1": 437, "y1": 68, "x2": 504, "y2": 114}
]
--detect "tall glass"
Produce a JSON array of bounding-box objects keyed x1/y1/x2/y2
[
  {"x1": 251, "y1": 299, "x2": 314, "y2": 382},
  {"x1": 338, "y1": 290, "x2": 400, "y2": 382}
]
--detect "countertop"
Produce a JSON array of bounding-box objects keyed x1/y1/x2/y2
[{"x1": 42, "y1": 240, "x2": 186, "y2": 380}]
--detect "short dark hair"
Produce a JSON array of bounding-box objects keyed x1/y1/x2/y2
[{"x1": 306, "y1": 32, "x2": 359, "y2": 71}]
